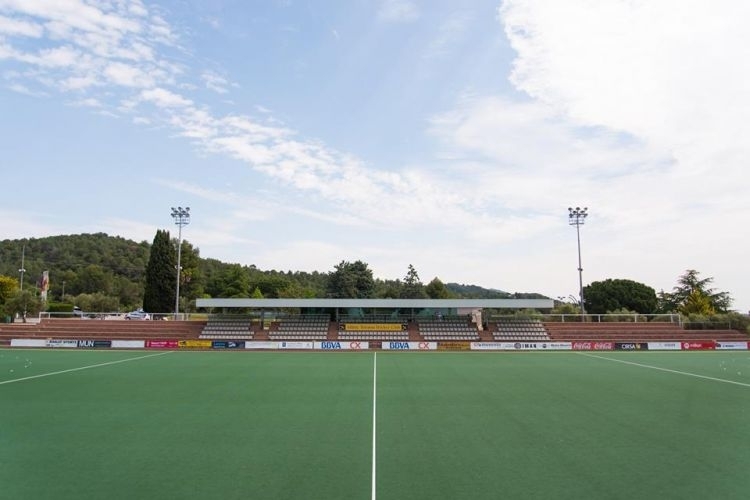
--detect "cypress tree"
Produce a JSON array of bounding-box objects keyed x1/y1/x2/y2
[{"x1": 143, "y1": 229, "x2": 176, "y2": 313}]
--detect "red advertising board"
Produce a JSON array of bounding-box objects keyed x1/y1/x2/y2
[
  {"x1": 571, "y1": 342, "x2": 614, "y2": 351},
  {"x1": 146, "y1": 340, "x2": 179, "y2": 349},
  {"x1": 681, "y1": 341, "x2": 715, "y2": 350}
]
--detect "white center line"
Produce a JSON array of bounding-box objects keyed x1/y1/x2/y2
[
  {"x1": 371, "y1": 351, "x2": 377, "y2": 500},
  {"x1": 577, "y1": 352, "x2": 750, "y2": 388},
  {"x1": 0, "y1": 351, "x2": 173, "y2": 386}
]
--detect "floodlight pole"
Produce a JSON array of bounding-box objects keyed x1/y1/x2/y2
[
  {"x1": 568, "y1": 207, "x2": 588, "y2": 321},
  {"x1": 18, "y1": 244, "x2": 26, "y2": 291},
  {"x1": 171, "y1": 207, "x2": 190, "y2": 320}
]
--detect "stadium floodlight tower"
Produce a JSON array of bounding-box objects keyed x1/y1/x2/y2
[
  {"x1": 18, "y1": 244, "x2": 26, "y2": 292},
  {"x1": 171, "y1": 206, "x2": 190, "y2": 320},
  {"x1": 568, "y1": 207, "x2": 588, "y2": 321}
]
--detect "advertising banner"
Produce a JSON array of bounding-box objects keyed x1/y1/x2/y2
[
  {"x1": 437, "y1": 341, "x2": 471, "y2": 351},
  {"x1": 714, "y1": 341, "x2": 748, "y2": 351},
  {"x1": 681, "y1": 341, "x2": 715, "y2": 350},
  {"x1": 314, "y1": 341, "x2": 369, "y2": 350},
  {"x1": 382, "y1": 341, "x2": 437, "y2": 350},
  {"x1": 111, "y1": 340, "x2": 145, "y2": 349},
  {"x1": 146, "y1": 340, "x2": 178, "y2": 349},
  {"x1": 470, "y1": 341, "x2": 573, "y2": 351},
  {"x1": 245, "y1": 341, "x2": 279, "y2": 350},
  {"x1": 571, "y1": 342, "x2": 615, "y2": 351},
  {"x1": 614, "y1": 342, "x2": 649, "y2": 351},
  {"x1": 10, "y1": 338, "x2": 46, "y2": 347},
  {"x1": 278, "y1": 341, "x2": 314, "y2": 350},
  {"x1": 211, "y1": 340, "x2": 245, "y2": 349},
  {"x1": 344, "y1": 323, "x2": 403, "y2": 331},
  {"x1": 45, "y1": 339, "x2": 78, "y2": 348},
  {"x1": 39, "y1": 270, "x2": 49, "y2": 301},
  {"x1": 77, "y1": 340, "x2": 112, "y2": 348},
  {"x1": 178, "y1": 340, "x2": 212, "y2": 349},
  {"x1": 470, "y1": 342, "x2": 507, "y2": 350},
  {"x1": 647, "y1": 342, "x2": 682, "y2": 351}
]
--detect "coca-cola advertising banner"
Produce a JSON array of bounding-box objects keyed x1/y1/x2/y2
[{"x1": 571, "y1": 342, "x2": 614, "y2": 351}]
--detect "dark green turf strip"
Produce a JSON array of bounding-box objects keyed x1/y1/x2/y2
[
  {"x1": 1, "y1": 352, "x2": 373, "y2": 500},
  {"x1": 376, "y1": 352, "x2": 750, "y2": 500}
]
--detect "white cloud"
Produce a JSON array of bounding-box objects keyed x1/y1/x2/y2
[
  {"x1": 0, "y1": 14, "x2": 43, "y2": 37},
  {"x1": 500, "y1": 0, "x2": 750, "y2": 155},
  {"x1": 103, "y1": 61, "x2": 152, "y2": 87},
  {"x1": 6, "y1": 82, "x2": 47, "y2": 96},
  {"x1": 496, "y1": 0, "x2": 750, "y2": 309},
  {"x1": 201, "y1": 70, "x2": 232, "y2": 94},
  {"x1": 68, "y1": 97, "x2": 101, "y2": 107},
  {"x1": 377, "y1": 0, "x2": 420, "y2": 23},
  {"x1": 140, "y1": 87, "x2": 192, "y2": 107},
  {"x1": 59, "y1": 73, "x2": 99, "y2": 90}
]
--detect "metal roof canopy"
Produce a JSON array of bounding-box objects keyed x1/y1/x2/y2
[{"x1": 196, "y1": 298, "x2": 554, "y2": 309}]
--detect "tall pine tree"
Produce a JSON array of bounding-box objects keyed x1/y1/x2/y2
[{"x1": 143, "y1": 230, "x2": 176, "y2": 313}]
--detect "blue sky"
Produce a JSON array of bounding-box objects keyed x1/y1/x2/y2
[{"x1": 1, "y1": 0, "x2": 748, "y2": 312}]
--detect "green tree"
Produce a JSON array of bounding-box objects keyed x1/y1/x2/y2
[
  {"x1": 251, "y1": 274, "x2": 292, "y2": 298},
  {"x1": 220, "y1": 265, "x2": 251, "y2": 298},
  {"x1": 72, "y1": 292, "x2": 120, "y2": 312},
  {"x1": 74, "y1": 264, "x2": 113, "y2": 295},
  {"x1": 679, "y1": 290, "x2": 715, "y2": 315},
  {"x1": 400, "y1": 264, "x2": 427, "y2": 299},
  {"x1": 583, "y1": 279, "x2": 657, "y2": 314},
  {"x1": 3, "y1": 289, "x2": 43, "y2": 321},
  {"x1": 176, "y1": 239, "x2": 203, "y2": 311},
  {"x1": 658, "y1": 270, "x2": 732, "y2": 314},
  {"x1": 326, "y1": 260, "x2": 375, "y2": 298},
  {"x1": 0, "y1": 275, "x2": 18, "y2": 304},
  {"x1": 425, "y1": 277, "x2": 450, "y2": 299},
  {"x1": 143, "y1": 230, "x2": 176, "y2": 313}
]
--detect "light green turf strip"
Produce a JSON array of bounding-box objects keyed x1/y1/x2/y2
[{"x1": 375, "y1": 352, "x2": 750, "y2": 500}]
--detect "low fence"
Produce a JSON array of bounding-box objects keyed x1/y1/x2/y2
[{"x1": 491, "y1": 313, "x2": 682, "y2": 324}]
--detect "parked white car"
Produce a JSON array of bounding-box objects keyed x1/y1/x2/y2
[{"x1": 124, "y1": 309, "x2": 151, "y2": 320}]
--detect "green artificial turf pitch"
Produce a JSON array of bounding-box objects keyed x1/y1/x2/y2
[{"x1": 1, "y1": 350, "x2": 749, "y2": 500}]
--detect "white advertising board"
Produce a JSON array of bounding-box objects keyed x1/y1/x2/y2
[
  {"x1": 647, "y1": 342, "x2": 682, "y2": 350},
  {"x1": 245, "y1": 341, "x2": 280, "y2": 350},
  {"x1": 111, "y1": 340, "x2": 145, "y2": 349},
  {"x1": 10, "y1": 338, "x2": 46, "y2": 347},
  {"x1": 278, "y1": 341, "x2": 313, "y2": 350},
  {"x1": 715, "y1": 341, "x2": 748, "y2": 351}
]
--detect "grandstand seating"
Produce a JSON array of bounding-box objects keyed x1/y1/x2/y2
[
  {"x1": 200, "y1": 315, "x2": 253, "y2": 339},
  {"x1": 418, "y1": 317, "x2": 479, "y2": 341},
  {"x1": 269, "y1": 315, "x2": 329, "y2": 340},
  {"x1": 493, "y1": 318, "x2": 550, "y2": 341},
  {"x1": 544, "y1": 321, "x2": 748, "y2": 341},
  {"x1": 0, "y1": 317, "x2": 205, "y2": 342}
]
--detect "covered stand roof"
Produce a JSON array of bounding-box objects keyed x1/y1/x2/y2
[{"x1": 196, "y1": 298, "x2": 554, "y2": 309}]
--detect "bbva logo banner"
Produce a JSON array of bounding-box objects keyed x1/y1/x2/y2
[{"x1": 314, "y1": 341, "x2": 370, "y2": 350}]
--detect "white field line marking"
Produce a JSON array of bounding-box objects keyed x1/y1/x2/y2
[
  {"x1": 577, "y1": 352, "x2": 750, "y2": 388},
  {"x1": 371, "y1": 351, "x2": 377, "y2": 500},
  {"x1": 0, "y1": 351, "x2": 172, "y2": 386}
]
